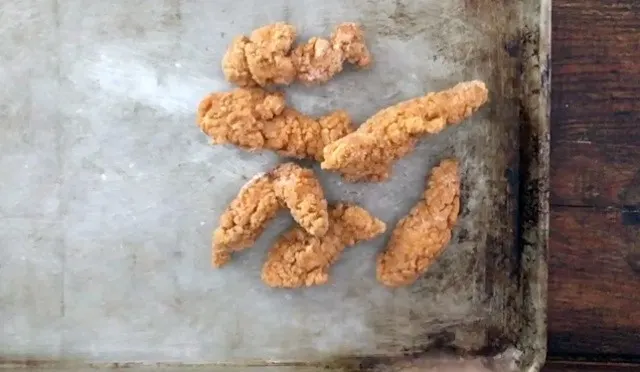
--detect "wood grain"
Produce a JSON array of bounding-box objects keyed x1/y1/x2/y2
[
  {"x1": 549, "y1": 0, "x2": 640, "y2": 362},
  {"x1": 549, "y1": 207, "x2": 640, "y2": 356},
  {"x1": 551, "y1": 0, "x2": 640, "y2": 208}
]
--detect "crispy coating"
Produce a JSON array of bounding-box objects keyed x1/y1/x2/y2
[
  {"x1": 292, "y1": 22, "x2": 372, "y2": 85},
  {"x1": 212, "y1": 173, "x2": 279, "y2": 267},
  {"x1": 376, "y1": 159, "x2": 461, "y2": 287},
  {"x1": 221, "y1": 22, "x2": 371, "y2": 87},
  {"x1": 244, "y1": 23, "x2": 298, "y2": 87},
  {"x1": 272, "y1": 163, "x2": 329, "y2": 237},
  {"x1": 262, "y1": 203, "x2": 386, "y2": 288},
  {"x1": 212, "y1": 163, "x2": 329, "y2": 267},
  {"x1": 197, "y1": 88, "x2": 353, "y2": 161},
  {"x1": 321, "y1": 80, "x2": 488, "y2": 182},
  {"x1": 221, "y1": 36, "x2": 255, "y2": 87}
]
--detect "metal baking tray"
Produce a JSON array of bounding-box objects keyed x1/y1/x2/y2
[{"x1": 0, "y1": 0, "x2": 549, "y2": 370}]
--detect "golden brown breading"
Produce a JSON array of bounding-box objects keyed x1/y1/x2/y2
[
  {"x1": 221, "y1": 22, "x2": 371, "y2": 87},
  {"x1": 376, "y1": 159, "x2": 461, "y2": 287},
  {"x1": 262, "y1": 203, "x2": 386, "y2": 288},
  {"x1": 212, "y1": 173, "x2": 279, "y2": 267},
  {"x1": 197, "y1": 88, "x2": 353, "y2": 161},
  {"x1": 244, "y1": 23, "x2": 298, "y2": 87},
  {"x1": 212, "y1": 163, "x2": 330, "y2": 267},
  {"x1": 221, "y1": 36, "x2": 255, "y2": 88},
  {"x1": 292, "y1": 23, "x2": 371, "y2": 85},
  {"x1": 321, "y1": 80, "x2": 488, "y2": 182},
  {"x1": 272, "y1": 163, "x2": 329, "y2": 237}
]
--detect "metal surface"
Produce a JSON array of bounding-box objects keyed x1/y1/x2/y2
[{"x1": 0, "y1": 0, "x2": 549, "y2": 370}]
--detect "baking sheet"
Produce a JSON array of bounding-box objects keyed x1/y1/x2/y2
[{"x1": 0, "y1": 0, "x2": 549, "y2": 370}]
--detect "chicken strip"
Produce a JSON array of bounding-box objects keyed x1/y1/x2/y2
[
  {"x1": 212, "y1": 173, "x2": 279, "y2": 267},
  {"x1": 221, "y1": 22, "x2": 371, "y2": 87},
  {"x1": 272, "y1": 163, "x2": 329, "y2": 237},
  {"x1": 197, "y1": 87, "x2": 353, "y2": 161},
  {"x1": 376, "y1": 159, "x2": 461, "y2": 287},
  {"x1": 321, "y1": 80, "x2": 488, "y2": 182},
  {"x1": 212, "y1": 163, "x2": 329, "y2": 267},
  {"x1": 292, "y1": 22, "x2": 371, "y2": 85},
  {"x1": 262, "y1": 203, "x2": 386, "y2": 288},
  {"x1": 222, "y1": 23, "x2": 297, "y2": 87}
]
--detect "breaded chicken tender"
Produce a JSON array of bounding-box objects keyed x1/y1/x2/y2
[
  {"x1": 321, "y1": 80, "x2": 488, "y2": 182},
  {"x1": 212, "y1": 173, "x2": 279, "y2": 267},
  {"x1": 222, "y1": 22, "x2": 371, "y2": 87},
  {"x1": 262, "y1": 203, "x2": 386, "y2": 288},
  {"x1": 272, "y1": 163, "x2": 329, "y2": 237},
  {"x1": 223, "y1": 23, "x2": 297, "y2": 87},
  {"x1": 376, "y1": 159, "x2": 461, "y2": 287},
  {"x1": 212, "y1": 163, "x2": 329, "y2": 268},
  {"x1": 292, "y1": 22, "x2": 371, "y2": 85},
  {"x1": 197, "y1": 88, "x2": 353, "y2": 161}
]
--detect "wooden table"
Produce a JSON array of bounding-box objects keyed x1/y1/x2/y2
[{"x1": 545, "y1": 0, "x2": 640, "y2": 370}]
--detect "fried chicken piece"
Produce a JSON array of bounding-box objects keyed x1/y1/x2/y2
[
  {"x1": 376, "y1": 159, "x2": 461, "y2": 287},
  {"x1": 212, "y1": 163, "x2": 329, "y2": 267},
  {"x1": 292, "y1": 22, "x2": 372, "y2": 85},
  {"x1": 221, "y1": 22, "x2": 371, "y2": 87},
  {"x1": 223, "y1": 23, "x2": 298, "y2": 87},
  {"x1": 212, "y1": 173, "x2": 279, "y2": 267},
  {"x1": 262, "y1": 203, "x2": 386, "y2": 288},
  {"x1": 272, "y1": 163, "x2": 329, "y2": 237},
  {"x1": 321, "y1": 80, "x2": 488, "y2": 182},
  {"x1": 197, "y1": 87, "x2": 353, "y2": 161}
]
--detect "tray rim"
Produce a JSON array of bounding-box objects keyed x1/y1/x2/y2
[{"x1": 519, "y1": 0, "x2": 551, "y2": 370}]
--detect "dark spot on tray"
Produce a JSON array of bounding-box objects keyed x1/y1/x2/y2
[
  {"x1": 353, "y1": 0, "x2": 431, "y2": 41},
  {"x1": 505, "y1": 167, "x2": 519, "y2": 195},
  {"x1": 504, "y1": 39, "x2": 520, "y2": 58},
  {"x1": 457, "y1": 227, "x2": 469, "y2": 242},
  {"x1": 541, "y1": 54, "x2": 551, "y2": 88},
  {"x1": 0, "y1": 358, "x2": 47, "y2": 367}
]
